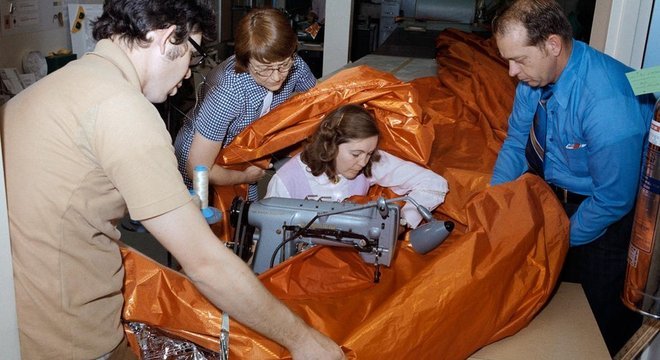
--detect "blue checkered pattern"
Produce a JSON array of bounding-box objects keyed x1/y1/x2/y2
[{"x1": 174, "y1": 55, "x2": 316, "y2": 199}]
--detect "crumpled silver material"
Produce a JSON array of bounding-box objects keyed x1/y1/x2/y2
[{"x1": 129, "y1": 322, "x2": 219, "y2": 360}]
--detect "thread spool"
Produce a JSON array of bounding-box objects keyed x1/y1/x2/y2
[
  {"x1": 193, "y1": 165, "x2": 210, "y2": 209},
  {"x1": 193, "y1": 165, "x2": 222, "y2": 225}
]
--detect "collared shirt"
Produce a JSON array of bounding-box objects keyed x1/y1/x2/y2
[
  {"x1": 266, "y1": 151, "x2": 449, "y2": 228},
  {"x1": 491, "y1": 39, "x2": 656, "y2": 245},
  {"x1": 174, "y1": 55, "x2": 316, "y2": 199}
]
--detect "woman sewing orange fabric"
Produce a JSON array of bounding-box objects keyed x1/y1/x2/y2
[{"x1": 265, "y1": 104, "x2": 448, "y2": 228}]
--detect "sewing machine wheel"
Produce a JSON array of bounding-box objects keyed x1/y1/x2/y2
[{"x1": 229, "y1": 197, "x2": 255, "y2": 263}]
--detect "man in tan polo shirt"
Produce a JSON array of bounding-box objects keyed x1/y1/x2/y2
[{"x1": 0, "y1": 0, "x2": 344, "y2": 359}]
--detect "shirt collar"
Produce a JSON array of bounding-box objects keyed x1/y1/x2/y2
[{"x1": 89, "y1": 39, "x2": 142, "y2": 93}]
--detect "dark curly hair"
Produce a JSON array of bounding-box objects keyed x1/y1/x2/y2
[
  {"x1": 92, "y1": 0, "x2": 216, "y2": 48},
  {"x1": 492, "y1": 0, "x2": 572, "y2": 48},
  {"x1": 233, "y1": 8, "x2": 298, "y2": 73},
  {"x1": 301, "y1": 104, "x2": 382, "y2": 181}
]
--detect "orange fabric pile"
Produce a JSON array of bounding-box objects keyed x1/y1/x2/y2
[{"x1": 122, "y1": 29, "x2": 570, "y2": 359}]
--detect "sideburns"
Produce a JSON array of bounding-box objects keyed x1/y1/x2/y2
[{"x1": 165, "y1": 43, "x2": 187, "y2": 61}]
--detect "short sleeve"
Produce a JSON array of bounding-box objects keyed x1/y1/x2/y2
[{"x1": 93, "y1": 93, "x2": 191, "y2": 220}]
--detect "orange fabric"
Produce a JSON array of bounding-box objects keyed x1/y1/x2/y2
[{"x1": 122, "y1": 29, "x2": 569, "y2": 359}]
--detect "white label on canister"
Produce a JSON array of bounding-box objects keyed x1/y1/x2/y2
[
  {"x1": 628, "y1": 245, "x2": 639, "y2": 268},
  {"x1": 649, "y1": 120, "x2": 660, "y2": 146}
]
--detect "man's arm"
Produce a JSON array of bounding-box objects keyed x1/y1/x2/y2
[
  {"x1": 563, "y1": 96, "x2": 650, "y2": 245},
  {"x1": 566, "y1": 137, "x2": 639, "y2": 245},
  {"x1": 142, "y1": 201, "x2": 344, "y2": 359},
  {"x1": 491, "y1": 86, "x2": 536, "y2": 185}
]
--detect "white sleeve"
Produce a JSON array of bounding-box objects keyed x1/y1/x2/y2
[
  {"x1": 369, "y1": 151, "x2": 448, "y2": 228},
  {"x1": 265, "y1": 173, "x2": 292, "y2": 198}
]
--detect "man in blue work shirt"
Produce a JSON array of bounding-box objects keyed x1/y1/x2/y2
[{"x1": 490, "y1": 0, "x2": 655, "y2": 355}]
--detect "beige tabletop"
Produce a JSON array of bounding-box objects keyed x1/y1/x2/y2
[
  {"x1": 468, "y1": 282, "x2": 610, "y2": 360},
  {"x1": 320, "y1": 54, "x2": 438, "y2": 83}
]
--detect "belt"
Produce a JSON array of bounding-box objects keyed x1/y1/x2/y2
[{"x1": 548, "y1": 183, "x2": 588, "y2": 205}]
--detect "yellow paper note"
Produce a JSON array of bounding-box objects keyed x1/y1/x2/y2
[{"x1": 626, "y1": 66, "x2": 660, "y2": 96}]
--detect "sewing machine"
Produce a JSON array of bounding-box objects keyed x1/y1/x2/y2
[
  {"x1": 229, "y1": 196, "x2": 401, "y2": 278},
  {"x1": 229, "y1": 196, "x2": 454, "y2": 281}
]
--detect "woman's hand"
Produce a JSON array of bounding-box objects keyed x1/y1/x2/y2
[{"x1": 243, "y1": 165, "x2": 266, "y2": 184}]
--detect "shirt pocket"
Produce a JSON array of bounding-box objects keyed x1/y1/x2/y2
[{"x1": 562, "y1": 144, "x2": 589, "y2": 177}]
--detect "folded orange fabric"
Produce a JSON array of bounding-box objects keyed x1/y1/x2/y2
[{"x1": 122, "y1": 174, "x2": 568, "y2": 358}]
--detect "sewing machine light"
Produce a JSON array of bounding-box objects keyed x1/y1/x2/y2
[
  {"x1": 415, "y1": 202, "x2": 434, "y2": 222},
  {"x1": 409, "y1": 220, "x2": 454, "y2": 254},
  {"x1": 402, "y1": 196, "x2": 455, "y2": 254}
]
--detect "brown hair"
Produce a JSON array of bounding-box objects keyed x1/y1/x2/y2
[
  {"x1": 492, "y1": 0, "x2": 572, "y2": 48},
  {"x1": 234, "y1": 8, "x2": 297, "y2": 73},
  {"x1": 301, "y1": 104, "x2": 382, "y2": 180}
]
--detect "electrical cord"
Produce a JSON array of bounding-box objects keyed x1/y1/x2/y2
[{"x1": 269, "y1": 213, "x2": 321, "y2": 269}]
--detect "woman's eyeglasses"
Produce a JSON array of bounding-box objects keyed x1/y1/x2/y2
[
  {"x1": 188, "y1": 38, "x2": 208, "y2": 68},
  {"x1": 249, "y1": 57, "x2": 294, "y2": 78}
]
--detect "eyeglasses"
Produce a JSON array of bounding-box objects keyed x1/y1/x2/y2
[
  {"x1": 188, "y1": 37, "x2": 208, "y2": 68},
  {"x1": 249, "y1": 57, "x2": 294, "y2": 78}
]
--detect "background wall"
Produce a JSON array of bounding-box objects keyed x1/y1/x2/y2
[
  {"x1": 0, "y1": 1, "x2": 227, "y2": 72},
  {"x1": 0, "y1": 1, "x2": 103, "y2": 70},
  {"x1": 642, "y1": 0, "x2": 659, "y2": 68},
  {"x1": 591, "y1": 0, "x2": 653, "y2": 68}
]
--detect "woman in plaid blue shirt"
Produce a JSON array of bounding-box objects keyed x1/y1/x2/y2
[{"x1": 174, "y1": 8, "x2": 317, "y2": 200}]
